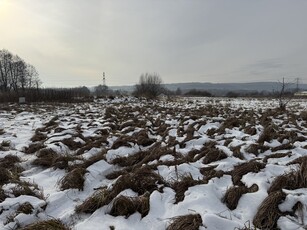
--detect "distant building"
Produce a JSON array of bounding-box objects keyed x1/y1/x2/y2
[{"x1": 294, "y1": 91, "x2": 307, "y2": 97}]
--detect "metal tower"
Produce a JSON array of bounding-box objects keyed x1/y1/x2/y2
[{"x1": 103, "y1": 72, "x2": 106, "y2": 86}]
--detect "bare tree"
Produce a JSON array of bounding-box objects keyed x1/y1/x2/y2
[
  {"x1": 278, "y1": 77, "x2": 294, "y2": 110},
  {"x1": 0, "y1": 49, "x2": 42, "y2": 94},
  {"x1": 0, "y1": 49, "x2": 13, "y2": 91},
  {"x1": 134, "y1": 73, "x2": 164, "y2": 99}
]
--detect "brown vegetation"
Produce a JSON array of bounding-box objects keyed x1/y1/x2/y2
[
  {"x1": 109, "y1": 193, "x2": 150, "y2": 218},
  {"x1": 170, "y1": 174, "x2": 203, "y2": 203},
  {"x1": 20, "y1": 219, "x2": 71, "y2": 230},
  {"x1": 59, "y1": 167, "x2": 87, "y2": 191},
  {"x1": 231, "y1": 161, "x2": 265, "y2": 185},
  {"x1": 253, "y1": 191, "x2": 286, "y2": 229},
  {"x1": 167, "y1": 213, "x2": 203, "y2": 230}
]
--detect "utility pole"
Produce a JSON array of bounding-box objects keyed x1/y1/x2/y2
[
  {"x1": 296, "y1": 77, "x2": 300, "y2": 92},
  {"x1": 103, "y1": 72, "x2": 106, "y2": 87}
]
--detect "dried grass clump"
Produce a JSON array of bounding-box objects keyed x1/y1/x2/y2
[
  {"x1": 231, "y1": 161, "x2": 265, "y2": 186},
  {"x1": 218, "y1": 117, "x2": 241, "y2": 133},
  {"x1": 105, "y1": 107, "x2": 119, "y2": 119},
  {"x1": 167, "y1": 213, "x2": 203, "y2": 230},
  {"x1": 155, "y1": 123, "x2": 170, "y2": 138},
  {"x1": 25, "y1": 142, "x2": 45, "y2": 154},
  {"x1": 59, "y1": 167, "x2": 87, "y2": 191},
  {"x1": 229, "y1": 145, "x2": 245, "y2": 160},
  {"x1": 0, "y1": 140, "x2": 10, "y2": 151},
  {"x1": 300, "y1": 111, "x2": 307, "y2": 121},
  {"x1": 0, "y1": 188, "x2": 7, "y2": 202},
  {"x1": 61, "y1": 138, "x2": 83, "y2": 150},
  {"x1": 287, "y1": 155, "x2": 307, "y2": 166},
  {"x1": 80, "y1": 150, "x2": 106, "y2": 169},
  {"x1": 112, "y1": 151, "x2": 147, "y2": 167},
  {"x1": 271, "y1": 143, "x2": 293, "y2": 152},
  {"x1": 0, "y1": 166, "x2": 11, "y2": 184},
  {"x1": 206, "y1": 128, "x2": 217, "y2": 136},
  {"x1": 245, "y1": 143, "x2": 269, "y2": 155},
  {"x1": 17, "y1": 202, "x2": 34, "y2": 214},
  {"x1": 253, "y1": 191, "x2": 286, "y2": 229},
  {"x1": 0, "y1": 154, "x2": 20, "y2": 166},
  {"x1": 133, "y1": 129, "x2": 155, "y2": 147},
  {"x1": 33, "y1": 148, "x2": 59, "y2": 168},
  {"x1": 257, "y1": 125, "x2": 278, "y2": 144},
  {"x1": 244, "y1": 125, "x2": 257, "y2": 136},
  {"x1": 105, "y1": 169, "x2": 129, "y2": 180},
  {"x1": 222, "y1": 184, "x2": 258, "y2": 210},
  {"x1": 203, "y1": 148, "x2": 227, "y2": 164},
  {"x1": 76, "y1": 136, "x2": 108, "y2": 155},
  {"x1": 268, "y1": 171, "x2": 297, "y2": 194},
  {"x1": 109, "y1": 193, "x2": 150, "y2": 218},
  {"x1": 200, "y1": 165, "x2": 225, "y2": 183},
  {"x1": 0, "y1": 128, "x2": 5, "y2": 135},
  {"x1": 112, "y1": 143, "x2": 171, "y2": 168},
  {"x1": 268, "y1": 160, "x2": 307, "y2": 193},
  {"x1": 30, "y1": 131, "x2": 47, "y2": 142},
  {"x1": 263, "y1": 152, "x2": 291, "y2": 163},
  {"x1": 53, "y1": 154, "x2": 79, "y2": 170},
  {"x1": 187, "y1": 141, "x2": 217, "y2": 162},
  {"x1": 111, "y1": 135, "x2": 134, "y2": 149},
  {"x1": 11, "y1": 181, "x2": 44, "y2": 200},
  {"x1": 184, "y1": 149, "x2": 201, "y2": 162},
  {"x1": 171, "y1": 174, "x2": 203, "y2": 203},
  {"x1": 75, "y1": 187, "x2": 111, "y2": 213},
  {"x1": 44, "y1": 116, "x2": 59, "y2": 127},
  {"x1": 20, "y1": 219, "x2": 71, "y2": 230},
  {"x1": 112, "y1": 166, "x2": 166, "y2": 195}
]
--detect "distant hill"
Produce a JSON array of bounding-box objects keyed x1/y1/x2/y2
[{"x1": 109, "y1": 82, "x2": 307, "y2": 96}]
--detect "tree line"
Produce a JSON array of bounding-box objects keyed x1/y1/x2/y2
[{"x1": 0, "y1": 49, "x2": 41, "y2": 93}]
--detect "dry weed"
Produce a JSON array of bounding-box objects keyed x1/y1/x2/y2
[
  {"x1": 75, "y1": 187, "x2": 111, "y2": 213},
  {"x1": 170, "y1": 174, "x2": 203, "y2": 203},
  {"x1": 263, "y1": 152, "x2": 291, "y2": 163},
  {"x1": 30, "y1": 131, "x2": 47, "y2": 142},
  {"x1": 111, "y1": 166, "x2": 166, "y2": 195},
  {"x1": 229, "y1": 145, "x2": 245, "y2": 160},
  {"x1": 109, "y1": 193, "x2": 150, "y2": 218},
  {"x1": 253, "y1": 191, "x2": 286, "y2": 229},
  {"x1": 20, "y1": 219, "x2": 71, "y2": 230},
  {"x1": 59, "y1": 167, "x2": 87, "y2": 191},
  {"x1": 0, "y1": 166, "x2": 11, "y2": 184},
  {"x1": 203, "y1": 148, "x2": 227, "y2": 164},
  {"x1": 258, "y1": 125, "x2": 278, "y2": 144},
  {"x1": 33, "y1": 148, "x2": 59, "y2": 168},
  {"x1": 222, "y1": 184, "x2": 258, "y2": 210},
  {"x1": 25, "y1": 142, "x2": 45, "y2": 154},
  {"x1": 200, "y1": 165, "x2": 225, "y2": 183},
  {"x1": 11, "y1": 180, "x2": 44, "y2": 200},
  {"x1": 61, "y1": 138, "x2": 84, "y2": 150},
  {"x1": 167, "y1": 213, "x2": 203, "y2": 230},
  {"x1": 231, "y1": 161, "x2": 265, "y2": 186},
  {"x1": 17, "y1": 202, "x2": 34, "y2": 214}
]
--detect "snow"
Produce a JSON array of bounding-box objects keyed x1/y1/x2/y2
[{"x1": 1, "y1": 97, "x2": 307, "y2": 229}]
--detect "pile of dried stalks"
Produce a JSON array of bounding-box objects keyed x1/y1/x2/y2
[
  {"x1": 167, "y1": 213, "x2": 203, "y2": 230},
  {"x1": 253, "y1": 191, "x2": 286, "y2": 229},
  {"x1": 223, "y1": 184, "x2": 258, "y2": 210},
  {"x1": 59, "y1": 167, "x2": 87, "y2": 191},
  {"x1": 231, "y1": 160, "x2": 265, "y2": 185},
  {"x1": 109, "y1": 193, "x2": 150, "y2": 218},
  {"x1": 170, "y1": 174, "x2": 203, "y2": 203},
  {"x1": 20, "y1": 219, "x2": 71, "y2": 230}
]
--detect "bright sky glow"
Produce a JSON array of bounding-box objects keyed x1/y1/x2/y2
[{"x1": 1, "y1": 0, "x2": 307, "y2": 87}]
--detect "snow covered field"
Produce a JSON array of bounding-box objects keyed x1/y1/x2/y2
[{"x1": 1, "y1": 97, "x2": 307, "y2": 230}]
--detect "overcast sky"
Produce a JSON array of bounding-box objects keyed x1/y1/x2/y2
[{"x1": 1, "y1": 0, "x2": 307, "y2": 87}]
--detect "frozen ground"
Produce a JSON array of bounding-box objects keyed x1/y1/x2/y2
[{"x1": 0, "y1": 97, "x2": 307, "y2": 230}]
